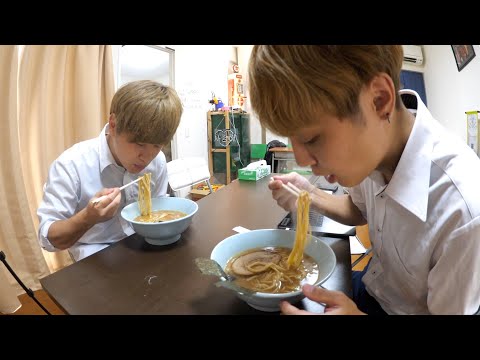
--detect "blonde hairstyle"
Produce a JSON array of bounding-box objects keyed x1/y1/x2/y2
[
  {"x1": 248, "y1": 45, "x2": 404, "y2": 136},
  {"x1": 110, "y1": 80, "x2": 183, "y2": 144}
]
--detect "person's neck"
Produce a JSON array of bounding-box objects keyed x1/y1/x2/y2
[
  {"x1": 378, "y1": 108, "x2": 415, "y2": 184},
  {"x1": 106, "y1": 132, "x2": 123, "y2": 167}
]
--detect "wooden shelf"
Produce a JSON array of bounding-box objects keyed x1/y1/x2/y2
[
  {"x1": 207, "y1": 110, "x2": 251, "y2": 185},
  {"x1": 208, "y1": 110, "x2": 231, "y2": 184}
]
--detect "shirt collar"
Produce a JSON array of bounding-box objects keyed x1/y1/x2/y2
[
  {"x1": 375, "y1": 89, "x2": 435, "y2": 222},
  {"x1": 99, "y1": 123, "x2": 120, "y2": 173}
]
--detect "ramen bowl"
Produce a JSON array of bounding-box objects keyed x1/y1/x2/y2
[
  {"x1": 121, "y1": 196, "x2": 198, "y2": 246},
  {"x1": 210, "y1": 229, "x2": 336, "y2": 312}
]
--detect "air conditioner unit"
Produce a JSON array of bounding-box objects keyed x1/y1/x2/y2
[{"x1": 402, "y1": 45, "x2": 423, "y2": 66}]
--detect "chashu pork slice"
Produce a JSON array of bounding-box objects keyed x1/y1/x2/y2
[{"x1": 231, "y1": 251, "x2": 282, "y2": 276}]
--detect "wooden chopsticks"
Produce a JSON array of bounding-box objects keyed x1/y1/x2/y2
[
  {"x1": 91, "y1": 177, "x2": 143, "y2": 204},
  {"x1": 270, "y1": 178, "x2": 302, "y2": 198}
]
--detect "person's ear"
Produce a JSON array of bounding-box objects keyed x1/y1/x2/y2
[
  {"x1": 370, "y1": 74, "x2": 395, "y2": 122},
  {"x1": 109, "y1": 113, "x2": 116, "y2": 134}
]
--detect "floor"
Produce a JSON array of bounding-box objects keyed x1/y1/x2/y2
[
  {"x1": 8, "y1": 225, "x2": 372, "y2": 315},
  {"x1": 6, "y1": 290, "x2": 65, "y2": 315},
  {"x1": 351, "y1": 224, "x2": 372, "y2": 271}
]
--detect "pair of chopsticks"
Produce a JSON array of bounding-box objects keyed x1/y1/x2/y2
[
  {"x1": 91, "y1": 177, "x2": 143, "y2": 204},
  {"x1": 270, "y1": 177, "x2": 302, "y2": 198}
]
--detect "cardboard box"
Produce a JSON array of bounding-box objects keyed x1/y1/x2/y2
[
  {"x1": 189, "y1": 188, "x2": 211, "y2": 201},
  {"x1": 238, "y1": 161, "x2": 271, "y2": 181},
  {"x1": 189, "y1": 183, "x2": 224, "y2": 201}
]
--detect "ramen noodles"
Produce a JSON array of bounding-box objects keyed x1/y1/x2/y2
[
  {"x1": 224, "y1": 190, "x2": 313, "y2": 293},
  {"x1": 134, "y1": 209, "x2": 187, "y2": 223},
  {"x1": 225, "y1": 246, "x2": 319, "y2": 293},
  {"x1": 134, "y1": 172, "x2": 188, "y2": 223},
  {"x1": 287, "y1": 190, "x2": 311, "y2": 268},
  {"x1": 138, "y1": 173, "x2": 152, "y2": 216}
]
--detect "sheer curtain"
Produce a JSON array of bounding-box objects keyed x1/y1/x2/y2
[
  {"x1": 19, "y1": 45, "x2": 114, "y2": 272},
  {"x1": 0, "y1": 46, "x2": 114, "y2": 310},
  {"x1": 0, "y1": 45, "x2": 49, "y2": 310}
]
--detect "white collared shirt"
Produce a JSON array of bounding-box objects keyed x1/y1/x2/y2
[
  {"x1": 349, "y1": 90, "x2": 480, "y2": 315},
  {"x1": 37, "y1": 124, "x2": 168, "y2": 261}
]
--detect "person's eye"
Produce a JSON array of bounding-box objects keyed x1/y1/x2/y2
[
  {"x1": 136, "y1": 143, "x2": 145, "y2": 147},
  {"x1": 305, "y1": 136, "x2": 319, "y2": 145}
]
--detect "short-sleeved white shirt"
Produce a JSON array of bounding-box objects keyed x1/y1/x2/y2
[
  {"x1": 349, "y1": 90, "x2": 480, "y2": 314},
  {"x1": 37, "y1": 124, "x2": 168, "y2": 261}
]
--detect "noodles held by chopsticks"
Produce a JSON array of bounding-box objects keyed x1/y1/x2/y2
[
  {"x1": 138, "y1": 173, "x2": 152, "y2": 216},
  {"x1": 287, "y1": 190, "x2": 311, "y2": 268}
]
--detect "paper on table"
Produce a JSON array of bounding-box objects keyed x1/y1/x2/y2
[
  {"x1": 349, "y1": 236, "x2": 367, "y2": 255},
  {"x1": 232, "y1": 226, "x2": 251, "y2": 234}
]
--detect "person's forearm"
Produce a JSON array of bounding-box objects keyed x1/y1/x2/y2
[
  {"x1": 47, "y1": 208, "x2": 95, "y2": 250},
  {"x1": 310, "y1": 189, "x2": 366, "y2": 226}
]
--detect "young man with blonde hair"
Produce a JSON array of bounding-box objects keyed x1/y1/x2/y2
[
  {"x1": 249, "y1": 45, "x2": 480, "y2": 315},
  {"x1": 38, "y1": 80, "x2": 183, "y2": 261}
]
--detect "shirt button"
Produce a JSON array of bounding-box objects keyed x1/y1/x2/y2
[
  {"x1": 377, "y1": 228, "x2": 381, "y2": 232},
  {"x1": 380, "y1": 195, "x2": 384, "y2": 198}
]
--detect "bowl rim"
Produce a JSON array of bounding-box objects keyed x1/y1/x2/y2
[
  {"x1": 121, "y1": 196, "x2": 199, "y2": 225},
  {"x1": 211, "y1": 228, "x2": 337, "y2": 299}
]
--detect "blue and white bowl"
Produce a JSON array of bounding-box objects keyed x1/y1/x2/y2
[
  {"x1": 121, "y1": 197, "x2": 198, "y2": 246},
  {"x1": 211, "y1": 229, "x2": 336, "y2": 312}
]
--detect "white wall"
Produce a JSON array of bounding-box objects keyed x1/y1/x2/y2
[
  {"x1": 111, "y1": 45, "x2": 480, "y2": 164},
  {"x1": 236, "y1": 45, "x2": 259, "y2": 142},
  {"x1": 239, "y1": 44, "x2": 480, "y2": 149},
  {"x1": 237, "y1": 45, "x2": 288, "y2": 146},
  {"x1": 112, "y1": 45, "x2": 232, "y2": 164},
  {"x1": 113, "y1": 45, "x2": 290, "y2": 163},
  {"x1": 167, "y1": 45, "x2": 231, "y2": 161},
  {"x1": 423, "y1": 45, "x2": 480, "y2": 144},
  {"x1": 238, "y1": 44, "x2": 425, "y2": 146}
]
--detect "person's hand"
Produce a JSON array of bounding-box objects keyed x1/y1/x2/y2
[
  {"x1": 280, "y1": 284, "x2": 366, "y2": 315},
  {"x1": 85, "y1": 188, "x2": 122, "y2": 225},
  {"x1": 268, "y1": 172, "x2": 315, "y2": 212}
]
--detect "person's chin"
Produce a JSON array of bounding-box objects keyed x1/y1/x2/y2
[
  {"x1": 130, "y1": 164, "x2": 145, "y2": 173},
  {"x1": 336, "y1": 177, "x2": 362, "y2": 188},
  {"x1": 311, "y1": 168, "x2": 336, "y2": 182},
  {"x1": 324, "y1": 174, "x2": 337, "y2": 183}
]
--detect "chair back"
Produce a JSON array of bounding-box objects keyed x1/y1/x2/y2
[
  {"x1": 250, "y1": 144, "x2": 267, "y2": 160},
  {"x1": 167, "y1": 157, "x2": 212, "y2": 194}
]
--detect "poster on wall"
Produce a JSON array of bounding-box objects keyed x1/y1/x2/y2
[
  {"x1": 452, "y1": 45, "x2": 476, "y2": 72},
  {"x1": 466, "y1": 110, "x2": 479, "y2": 156}
]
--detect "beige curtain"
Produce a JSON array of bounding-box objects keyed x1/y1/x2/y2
[
  {"x1": 0, "y1": 46, "x2": 48, "y2": 312},
  {"x1": 0, "y1": 265, "x2": 21, "y2": 314},
  {"x1": 0, "y1": 45, "x2": 114, "y2": 312},
  {"x1": 18, "y1": 45, "x2": 115, "y2": 272}
]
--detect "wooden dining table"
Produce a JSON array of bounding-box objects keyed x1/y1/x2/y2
[{"x1": 40, "y1": 176, "x2": 353, "y2": 315}]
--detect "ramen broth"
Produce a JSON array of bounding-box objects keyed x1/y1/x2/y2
[
  {"x1": 225, "y1": 246, "x2": 319, "y2": 294},
  {"x1": 134, "y1": 210, "x2": 187, "y2": 223}
]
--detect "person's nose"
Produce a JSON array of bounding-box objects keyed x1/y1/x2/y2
[
  {"x1": 290, "y1": 140, "x2": 316, "y2": 167},
  {"x1": 138, "y1": 145, "x2": 158, "y2": 163}
]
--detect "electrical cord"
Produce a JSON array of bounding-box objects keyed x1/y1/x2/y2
[{"x1": 0, "y1": 251, "x2": 51, "y2": 315}]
